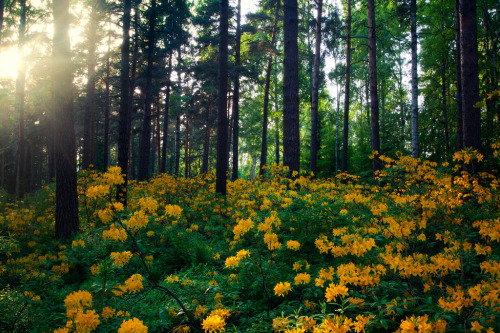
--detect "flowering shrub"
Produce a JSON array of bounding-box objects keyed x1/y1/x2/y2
[{"x1": 0, "y1": 149, "x2": 499, "y2": 332}]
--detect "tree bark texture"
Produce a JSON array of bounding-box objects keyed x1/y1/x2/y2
[
  {"x1": 460, "y1": 0, "x2": 481, "y2": 172},
  {"x1": 260, "y1": 0, "x2": 280, "y2": 177},
  {"x1": 216, "y1": 0, "x2": 229, "y2": 195},
  {"x1": 410, "y1": 0, "x2": 419, "y2": 158},
  {"x1": 368, "y1": 0, "x2": 381, "y2": 173},
  {"x1": 117, "y1": 0, "x2": 132, "y2": 204},
  {"x1": 104, "y1": 23, "x2": 111, "y2": 169},
  {"x1": 202, "y1": 98, "x2": 213, "y2": 174},
  {"x1": 231, "y1": 0, "x2": 241, "y2": 181},
  {"x1": 455, "y1": 0, "x2": 463, "y2": 151},
  {"x1": 283, "y1": 0, "x2": 300, "y2": 176},
  {"x1": 310, "y1": 0, "x2": 323, "y2": 176},
  {"x1": 138, "y1": 0, "x2": 156, "y2": 181},
  {"x1": 342, "y1": 0, "x2": 351, "y2": 174},
  {"x1": 53, "y1": 0, "x2": 79, "y2": 238},
  {"x1": 161, "y1": 51, "x2": 173, "y2": 174}
]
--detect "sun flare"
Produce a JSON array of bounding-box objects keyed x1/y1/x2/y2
[{"x1": 0, "y1": 47, "x2": 21, "y2": 79}]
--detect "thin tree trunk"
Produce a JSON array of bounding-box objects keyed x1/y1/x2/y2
[
  {"x1": 454, "y1": 0, "x2": 463, "y2": 151},
  {"x1": 260, "y1": 0, "x2": 280, "y2": 177},
  {"x1": 336, "y1": 81, "x2": 340, "y2": 174},
  {"x1": 83, "y1": 1, "x2": 99, "y2": 170},
  {"x1": 283, "y1": 0, "x2": 300, "y2": 176},
  {"x1": 117, "y1": 0, "x2": 132, "y2": 205},
  {"x1": 128, "y1": 8, "x2": 139, "y2": 180},
  {"x1": 342, "y1": 0, "x2": 351, "y2": 174},
  {"x1": 15, "y1": 0, "x2": 26, "y2": 198},
  {"x1": 368, "y1": 0, "x2": 381, "y2": 173},
  {"x1": 175, "y1": 48, "x2": 182, "y2": 176},
  {"x1": 231, "y1": 0, "x2": 241, "y2": 181},
  {"x1": 202, "y1": 98, "x2": 212, "y2": 174},
  {"x1": 216, "y1": 0, "x2": 229, "y2": 195},
  {"x1": 138, "y1": 0, "x2": 156, "y2": 181},
  {"x1": 53, "y1": 0, "x2": 79, "y2": 238},
  {"x1": 310, "y1": 0, "x2": 323, "y2": 176},
  {"x1": 442, "y1": 61, "x2": 449, "y2": 161},
  {"x1": 460, "y1": 0, "x2": 481, "y2": 173},
  {"x1": 184, "y1": 117, "x2": 189, "y2": 178},
  {"x1": 161, "y1": 51, "x2": 173, "y2": 174},
  {"x1": 410, "y1": 0, "x2": 418, "y2": 158},
  {"x1": 104, "y1": 22, "x2": 111, "y2": 169}
]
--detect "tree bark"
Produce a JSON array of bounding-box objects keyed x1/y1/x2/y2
[
  {"x1": 104, "y1": 22, "x2": 111, "y2": 169},
  {"x1": 83, "y1": 1, "x2": 99, "y2": 170},
  {"x1": 138, "y1": 0, "x2": 157, "y2": 181},
  {"x1": 460, "y1": 0, "x2": 481, "y2": 172},
  {"x1": 260, "y1": 0, "x2": 280, "y2": 177},
  {"x1": 410, "y1": 0, "x2": 418, "y2": 158},
  {"x1": 53, "y1": 0, "x2": 79, "y2": 238},
  {"x1": 454, "y1": 0, "x2": 463, "y2": 151},
  {"x1": 202, "y1": 97, "x2": 213, "y2": 174},
  {"x1": 283, "y1": 0, "x2": 300, "y2": 176},
  {"x1": 161, "y1": 51, "x2": 173, "y2": 174},
  {"x1": 15, "y1": 0, "x2": 26, "y2": 198},
  {"x1": 117, "y1": 0, "x2": 132, "y2": 205},
  {"x1": 368, "y1": 0, "x2": 381, "y2": 173},
  {"x1": 310, "y1": 0, "x2": 323, "y2": 176},
  {"x1": 231, "y1": 0, "x2": 241, "y2": 181},
  {"x1": 216, "y1": 0, "x2": 229, "y2": 195},
  {"x1": 342, "y1": 0, "x2": 351, "y2": 174}
]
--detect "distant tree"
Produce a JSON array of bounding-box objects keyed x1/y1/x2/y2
[
  {"x1": 0, "y1": 0, "x2": 4, "y2": 49},
  {"x1": 53, "y1": 0, "x2": 79, "y2": 238},
  {"x1": 117, "y1": 0, "x2": 132, "y2": 204},
  {"x1": 309, "y1": 0, "x2": 323, "y2": 176},
  {"x1": 15, "y1": 0, "x2": 26, "y2": 198},
  {"x1": 454, "y1": 0, "x2": 463, "y2": 151},
  {"x1": 283, "y1": 0, "x2": 300, "y2": 176},
  {"x1": 216, "y1": 0, "x2": 228, "y2": 195},
  {"x1": 410, "y1": 0, "x2": 418, "y2": 158}
]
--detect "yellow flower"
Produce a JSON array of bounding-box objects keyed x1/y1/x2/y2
[
  {"x1": 118, "y1": 318, "x2": 148, "y2": 333},
  {"x1": 110, "y1": 251, "x2": 133, "y2": 267},
  {"x1": 325, "y1": 283, "x2": 349, "y2": 302},
  {"x1": 274, "y1": 282, "x2": 292, "y2": 297},
  {"x1": 103, "y1": 225, "x2": 127, "y2": 242},
  {"x1": 264, "y1": 232, "x2": 281, "y2": 251},
  {"x1": 202, "y1": 314, "x2": 225, "y2": 333},
  {"x1": 64, "y1": 290, "x2": 92, "y2": 316},
  {"x1": 101, "y1": 307, "x2": 116, "y2": 320},
  {"x1": 236, "y1": 249, "x2": 250, "y2": 259},
  {"x1": 127, "y1": 210, "x2": 149, "y2": 230},
  {"x1": 73, "y1": 309, "x2": 100, "y2": 333},
  {"x1": 294, "y1": 273, "x2": 311, "y2": 285},
  {"x1": 286, "y1": 240, "x2": 300, "y2": 250},
  {"x1": 71, "y1": 239, "x2": 85, "y2": 248},
  {"x1": 225, "y1": 256, "x2": 240, "y2": 268}
]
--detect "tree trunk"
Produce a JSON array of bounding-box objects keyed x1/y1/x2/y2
[
  {"x1": 460, "y1": 0, "x2": 481, "y2": 172},
  {"x1": 184, "y1": 117, "x2": 190, "y2": 178},
  {"x1": 260, "y1": 1, "x2": 280, "y2": 178},
  {"x1": 368, "y1": 0, "x2": 381, "y2": 173},
  {"x1": 454, "y1": 0, "x2": 463, "y2": 151},
  {"x1": 117, "y1": 0, "x2": 132, "y2": 205},
  {"x1": 83, "y1": 1, "x2": 99, "y2": 170},
  {"x1": 175, "y1": 48, "x2": 182, "y2": 176},
  {"x1": 15, "y1": 0, "x2": 26, "y2": 198},
  {"x1": 342, "y1": 0, "x2": 351, "y2": 174},
  {"x1": 161, "y1": 51, "x2": 173, "y2": 174},
  {"x1": 138, "y1": 0, "x2": 156, "y2": 181},
  {"x1": 442, "y1": 61, "x2": 449, "y2": 162},
  {"x1": 283, "y1": 0, "x2": 300, "y2": 176},
  {"x1": 231, "y1": 0, "x2": 241, "y2": 181},
  {"x1": 53, "y1": 0, "x2": 79, "y2": 238},
  {"x1": 216, "y1": 0, "x2": 229, "y2": 195},
  {"x1": 410, "y1": 0, "x2": 418, "y2": 158},
  {"x1": 202, "y1": 98, "x2": 212, "y2": 174},
  {"x1": 310, "y1": 0, "x2": 323, "y2": 176},
  {"x1": 104, "y1": 22, "x2": 111, "y2": 169}
]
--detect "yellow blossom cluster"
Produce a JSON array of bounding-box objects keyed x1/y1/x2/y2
[
  {"x1": 202, "y1": 314, "x2": 225, "y2": 333},
  {"x1": 274, "y1": 282, "x2": 292, "y2": 297},
  {"x1": 232, "y1": 217, "x2": 254, "y2": 241},
  {"x1": 118, "y1": 318, "x2": 148, "y2": 333},
  {"x1": 102, "y1": 225, "x2": 127, "y2": 242},
  {"x1": 110, "y1": 251, "x2": 133, "y2": 267}
]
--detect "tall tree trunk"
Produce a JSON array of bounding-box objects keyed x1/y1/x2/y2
[
  {"x1": 310, "y1": 0, "x2": 323, "y2": 176},
  {"x1": 15, "y1": 0, "x2": 26, "y2": 198},
  {"x1": 368, "y1": 0, "x2": 381, "y2": 173},
  {"x1": 161, "y1": 51, "x2": 173, "y2": 174},
  {"x1": 53, "y1": 0, "x2": 79, "y2": 238},
  {"x1": 283, "y1": 0, "x2": 300, "y2": 176},
  {"x1": 342, "y1": 0, "x2": 351, "y2": 174},
  {"x1": 336, "y1": 81, "x2": 340, "y2": 174},
  {"x1": 410, "y1": 0, "x2": 418, "y2": 158},
  {"x1": 184, "y1": 117, "x2": 190, "y2": 178},
  {"x1": 202, "y1": 98, "x2": 212, "y2": 174},
  {"x1": 83, "y1": 1, "x2": 99, "y2": 170},
  {"x1": 260, "y1": 0, "x2": 280, "y2": 177},
  {"x1": 442, "y1": 61, "x2": 449, "y2": 161},
  {"x1": 174, "y1": 48, "x2": 182, "y2": 176},
  {"x1": 275, "y1": 117, "x2": 280, "y2": 165},
  {"x1": 231, "y1": 0, "x2": 241, "y2": 181},
  {"x1": 104, "y1": 22, "x2": 111, "y2": 169},
  {"x1": 216, "y1": 0, "x2": 229, "y2": 195},
  {"x1": 138, "y1": 0, "x2": 156, "y2": 181},
  {"x1": 460, "y1": 0, "x2": 481, "y2": 173},
  {"x1": 117, "y1": 0, "x2": 132, "y2": 205},
  {"x1": 454, "y1": 0, "x2": 463, "y2": 151},
  {"x1": 128, "y1": 8, "x2": 139, "y2": 179}
]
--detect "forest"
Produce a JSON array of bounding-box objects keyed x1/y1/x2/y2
[{"x1": 0, "y1": 0, "x2": 499, "y2": 332}]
